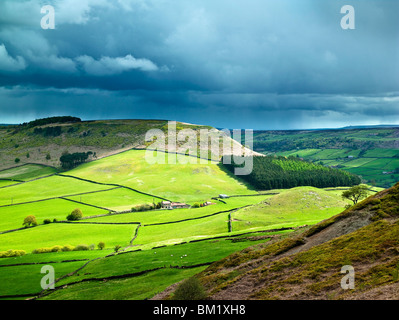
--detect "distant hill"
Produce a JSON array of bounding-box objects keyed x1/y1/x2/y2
[
  {"x1": 0, "y1": 117, "x2": 259, "y2": 170},
  {"x1": 169, "y1": 182, "x2": 399, "y2": 300},
  {"x1": 250, "y1": 127, "x2": 399, "y2": 188}
]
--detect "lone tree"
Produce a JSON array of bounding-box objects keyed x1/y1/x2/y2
[
  {"x1": 67, "y1": 208, "x2": 83, "y2": 221},
  {"x1": 98, "y1": 242, "x2": 105, "y2": 250},
  {"x1": 23, "y1": 215, "x2": 37, "y2": 228},
  {"x1": 342, "y1": 184, "x2": 370, "y2": 206}
]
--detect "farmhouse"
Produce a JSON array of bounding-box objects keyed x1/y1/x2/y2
[
  {"x1": 219, "y1": 194, "x2": 229, "y2": 199},
  {"x1": 161, "y1": 201, "x2": 190, "y2": 210}
]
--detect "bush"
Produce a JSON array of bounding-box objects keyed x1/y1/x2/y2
[
  {"x1": 62, "y1": 245, "x2": 75, "y2": 252},
  {"x1": 15, "y1": 158, "x2": 20, "y2": 164},
  {"x1": 0, "y1": 249, "x2": 26, "y2": 258},
  {"x1": 98, "y1": 242, "x2": 105, "y2": 250},
  {"x1": 43, "y1": 219, "x2": 52, "y2": 225},
  {"x1": 32, "y1": 246, "x2": 61, "y2": 254},
  {"x1": 51, "y1": 245, "x2": 63, "y2": 253},
  {"x1": 23, "y1": 215, "x2": 37, "y2": 227},
  {"x1": 173, "y1": 277, "x2": 207, "y2": 300},
  {"x1": 131, "y1": 204, "x2": 155, "y2": 212},
  {"x1": 67, "y1": 208, "x2": 83, "y2": 221},
  {"x1": 114, "y1": 245, "x2": 122, "y2": 253},
  {"x1": 32, "y1": 244, "x2": 92, "y2": 254},
  {"x1": 192, "y1": 203, "x2": 200, "y2": 208},
  {"x1": 89, "y1": 244, "x2": 95, "y2": 251},
  {"x1": 73, "y1": 244, "x2": 90, "y2": 251}
]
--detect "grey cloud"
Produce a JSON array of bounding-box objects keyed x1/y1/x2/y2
[
  {"x1": 0, "y1": 0, "x2": 398, "y2": 129},
  {"x1": 76, "y1": 54, "x2": 159, "y2": 75},
  {"x1": 0, "y1": 44, "x2": 26, "y2": 72}
]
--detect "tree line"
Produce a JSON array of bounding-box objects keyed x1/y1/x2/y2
[
  {"x1": 20, "y1": 116, "x2": 81, "y2": 128},
  {"x1": 222, "y1": 155, "x2": 361, "y2": 190},
  {"x1": 60, "y1": 151, "x2": 93, "y2": 169}
]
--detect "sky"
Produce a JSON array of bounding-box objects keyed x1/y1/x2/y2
[{"x1": 0, "y1": 0, "x2": 398, "y2": 130}]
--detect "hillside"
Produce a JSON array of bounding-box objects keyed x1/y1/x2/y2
[
  {"x1": 250, "y1": 127, "x2": 399, "y2": 188},
  {"x1": 162, "y1": 182, "x2": 399, "y2": 300},
  {"x1": 0, "y1": 117, "x2": 259, "y2": 171}
]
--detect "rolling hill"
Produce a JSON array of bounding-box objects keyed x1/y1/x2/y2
[
  {"x1": 0, "y1": 117, "x2": 390, "y2": 301},
  {"x1": 250, "y1": 127, "x2": 399, "y2": 188},
  {"x1": 174, "y1": 182, "x2": 399, "y2": 300}
]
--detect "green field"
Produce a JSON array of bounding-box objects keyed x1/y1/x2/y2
[
  {"x1": 0, "y1": 147, "x2": 382, "y2": 300},
  {"x1": 0, "y1": 223, "x2": 135, "y2": 252},
  {"x1": 0, "y1": 199, "x2": 108, "y2": 232},
  {"x1": 66, "y1": 149, "x2": 256, "y2": 202},
  {"x1": 66, "y1": 187, "x2": 161, "y2": 212},
  {"x1": 0, "y1": 164, "x2": 57, "y2": 181}
]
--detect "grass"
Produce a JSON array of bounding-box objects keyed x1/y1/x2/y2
[
  {"x1": 66, "y1": 149, "x2": 256, "y2": 202},
  {"x1": 0, "y1": 261, "x2": 86, "y2": 297},
  {"x1": 0, "y1": 175, "x2": 110, "y2": 207},
  {"x1": 0, "y1": 199, "x2": 108, "y2": 232},
  {"x1": 0, "y1": 164, "x2": 57, "y2": 181},
  {"x1": 66, "y1": 187, "x2": 159, "y2": 212},
  {"x1": 134, "y1": 213, "x2": 230, "y2": 247},
  {"x1": 231, "y1": 187, "x2": 351, "y2": 232},
  {"x1": 39, "y1": 267, "x2": 207, "y2": 300},
  {"x1": 77, "y1": 195, "x2": 273, "y2": 225},
  {"x1": 0, "y1": 180, "x2": 18, "y2": 188},
  {"x1": 0, "y1": 223, "x2": 135, "y2": 252},
  {"x1": 0, "y1": 138, "x2": 378, "y2": 300}
]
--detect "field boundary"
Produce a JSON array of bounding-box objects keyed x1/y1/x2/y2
[
  {"x1": 57, "y1": 173, "x2": 171, "y2": 202},
  {"x1": 0, "y1": 187, "x2": 119, "y2": 209},
  {"x1": 142, "y1": 206, "x2": 251, "y2": 227}
]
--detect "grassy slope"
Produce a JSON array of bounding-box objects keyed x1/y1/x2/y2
[
  {"x1": 0, "y1": 199, "x2": 108, "y2": 232},
  {"x1": 194, "y1": 182, "x2": 399, "y2": 300},
  {"x1": 231, "y1": 187, "x2": 350, "y2": 232},
  {"x1": 37, "y1": 236, "x2": 275, "y2": 300},
  {"x1": 0, "y1": 175, "x2": 110, "y2": 206},
  {"x1": 0, "y1": 223, "x2": 135, "y2": 252},
  {"x1": 0, "y1": 164, "x2": 57, "y2": 181},
  {"x1": 66, "y1": 149, "x2": 255, "y2": 202}
]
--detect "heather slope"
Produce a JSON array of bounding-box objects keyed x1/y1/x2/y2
[{"x1": 188, "y1": 183, "x2": 399, "y2": 300}]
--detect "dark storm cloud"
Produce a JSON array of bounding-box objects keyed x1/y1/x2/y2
[{"x1": 0, "y1": 0, "x2": 398, "y2": 128}]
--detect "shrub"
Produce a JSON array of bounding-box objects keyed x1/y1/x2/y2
[
  {"x1": 15, "y1": 158, "x2": 20, "y2": 164},
  {"x1": 74, "y1": 244, "x2": 90, "y2": 251},
  {"x1": 43, "y1": 219, "x2": 52, "y2": 225},
  {"x1": 23, "y1": 215, "x2": 37, "y2": 227},
  {"x1": 62, "y1": 245, "x2": 75, "y2": 252},
  {"x1": 67, "y1": 208, "x2": 83, "y2": 221},
  {"x1": 53, "y1": 218, "x2": 58, "y2": 223},
  {"x1": 192, "y1": 203, "x2": 200, "y2": 208},
  {"x1": 173, "y1": 277, "x2": 207, "y2": 300},
  {"x1": 114, "y1": 245, "x2": 122, "y2": 253},
  {"x1": 89, "y1": 244, "x2": 95, "y2": 251},
  {"x1": 0, "y1": 249, "x2": 26, "y2": 258},
  {"x1": 98, "y1": 242, "x2": 105, "y2": 250},
  {"x1": 131, "y1": 204, "x2": 155, "y2": 212},
  {"x1": 51, "y1": 245, "x2": 63, "y2": 253}
]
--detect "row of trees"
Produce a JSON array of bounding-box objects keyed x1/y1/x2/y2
[
  {"x1": 223, "y1": 156, "x2": 361, "y2": 190},
  {"x1": 23, "y1": 208, "x2": 84, "y2": 228},
  {"x1": 20, "y1": 116, "x2": 81, "y2": 128},
  {"x1": 60, "y1": 152, "x2": 92, "y2": 169}
]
